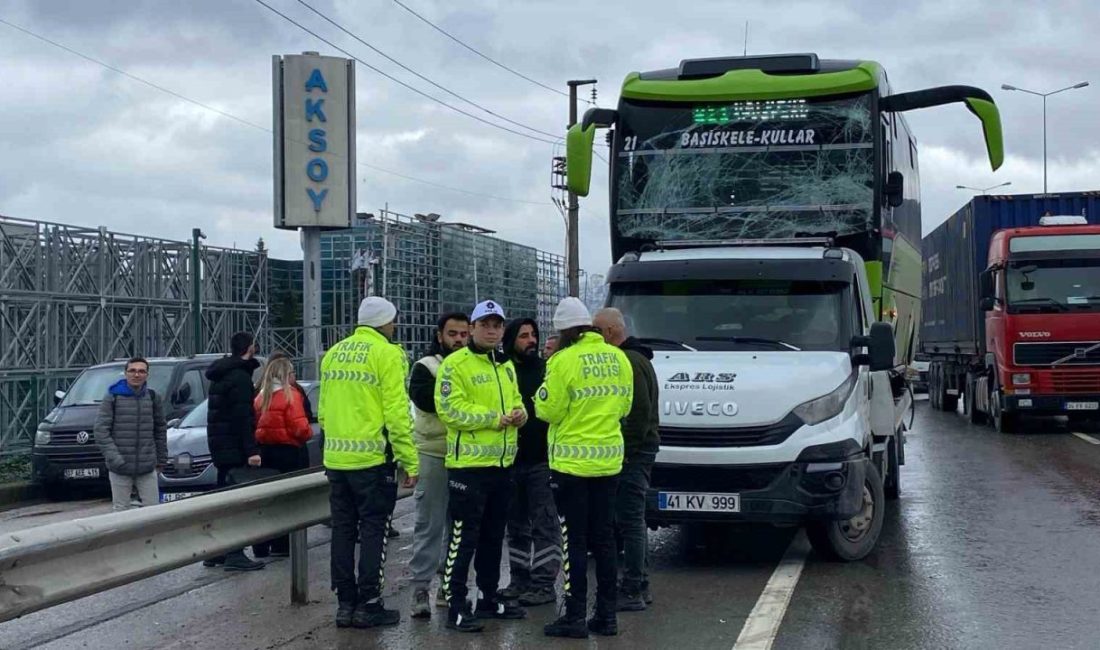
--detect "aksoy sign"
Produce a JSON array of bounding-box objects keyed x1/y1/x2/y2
[{"x1": 273, "y1": 52, "x2": 356, "y2": 230}]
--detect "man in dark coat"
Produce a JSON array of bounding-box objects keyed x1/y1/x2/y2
[
  {"x1": 204, "y1": 331, "x2": 264, "y2": 571},
  {"x1": 501, "y1": 317, "x2": 560, "y2": 606},
  {"x1": 593, "y1": 308, "x2": 660, "y2": 611},
  {"x1": 94, "y1": 356, "x2": 168, "y2": 510}
]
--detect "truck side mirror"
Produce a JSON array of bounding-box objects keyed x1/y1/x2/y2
[
  {"x1": 885, "y1": 171, "x2": 904, "y2": 208},
  {"x1": 868, "y1": 322, "x2": 896, "y2": 371},
  {"x1": 980, "y1": 296, "x2": 996, "y2": 311}
]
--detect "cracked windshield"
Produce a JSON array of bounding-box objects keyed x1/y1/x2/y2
[{"x1": 615, "y1": 93, "x2": 873, "y2": 242}]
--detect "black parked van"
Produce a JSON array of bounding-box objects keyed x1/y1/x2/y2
[{"x1": 32, "y1": 354, "x2": 234, "y2": 498}]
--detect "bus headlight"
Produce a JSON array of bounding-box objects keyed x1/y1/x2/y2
[
  {"x1": 793, "y1": 373, "x2": 856, "y2": 425},
  {"x1": 1012, "y1": 373, "x2": 1031, "y2": 386}
]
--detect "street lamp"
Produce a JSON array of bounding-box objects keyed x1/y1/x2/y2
[
  {"x1": 955, "y1": 181, "x2": 1012, "y2": 195},
  {"x1": 1001, "y1": 81, "x2": 1089, "y2": 193}
]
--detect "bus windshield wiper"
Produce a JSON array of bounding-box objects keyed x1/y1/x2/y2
[
  {"x1": 1011, "y1": 297, "x2": 1068, "y2": 311},
  {"x1": 695, "y1": 336, "x2": 802, "y2": 351},
  {"x1": 637, "y1": 337, "x2": 698, "y2": 352}
]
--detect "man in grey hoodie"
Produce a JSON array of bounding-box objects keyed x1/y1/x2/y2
[{"x1": 94, "y1": 357, "x2": 168, "y2": 510}]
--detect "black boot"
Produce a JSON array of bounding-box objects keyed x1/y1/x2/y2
[
  {"x1": 588, "y1": 612, "x2": 619, "y2": 636},
  {"x1": 544, "y1": 598, "x2": 588, "y2": 639},
  {"x1": 475, "y1": 595, "x2": 527, "y2": 620},
  {"x1": 352, "y1": 601, "x2": 400, "y2": 628},
  {"x1": 446, "y1": 604, "x2": 485, "y2": 633},
  {"x1": 223, "y1": 550, "x2": 264, "y2": 572},
  {"x1": 335, "y1": 601, "x2": 356, "y2": 628}
]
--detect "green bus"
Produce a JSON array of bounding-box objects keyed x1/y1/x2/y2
[{"x1": 567, "y1": 53, "x2": 1003, "y2": 363}]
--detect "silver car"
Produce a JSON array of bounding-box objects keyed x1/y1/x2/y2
[{"x1": 158, "y1": 381, "x2": 323, "y2": 502}]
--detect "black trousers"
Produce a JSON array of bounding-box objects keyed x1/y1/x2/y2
[
  {"x1": 507, "y1": 461, "x2": 561, "y2": 590},
  {"x1": 327, "y1": 464, "x2": 398, "y2": 604},
  {"x1": 253, "y1": 444, "x2": 310, "y2": 555},
  {"x1": 551, "y1": 471, "x2": 619, "y2": 617},
  {"x1": 443, "y1": 466, "x2": 513, "y2": 611}
]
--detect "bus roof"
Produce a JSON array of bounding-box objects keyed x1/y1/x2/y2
[{"x1": 621, "y1": 54, "x2": 883, "y2": 103}]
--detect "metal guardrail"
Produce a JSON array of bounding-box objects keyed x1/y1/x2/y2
[{"x1": 0, "y1": 470, "x2": 337, "y2": 623}]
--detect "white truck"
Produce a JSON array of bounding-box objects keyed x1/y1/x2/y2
[{"x1": 605, "y1": 240, "x2": 911, "y2": 560}]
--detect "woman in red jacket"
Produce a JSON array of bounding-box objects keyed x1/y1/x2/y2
[{"x1": 252, "y1": 357, "x2": 312, "y2": 556}]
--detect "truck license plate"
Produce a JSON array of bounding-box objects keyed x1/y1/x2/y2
[
  {"x1": 658, "y1": 492, "x2": 740, "y2": 512},
  {"x1": 1066, "y1": 401, "x2": 1099, "y2": 411},
  {"x1": 63, "y1": 468, "x2": 100, "y2": 479}
]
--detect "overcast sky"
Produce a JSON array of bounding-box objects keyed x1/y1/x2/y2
[{"x1": 1, "y1": 0, "x2": 1097, "y2": 276}]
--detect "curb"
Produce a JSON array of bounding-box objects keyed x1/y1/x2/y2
[{"x1": 0, "y1": 481, "x2": 43, "y2": 509}]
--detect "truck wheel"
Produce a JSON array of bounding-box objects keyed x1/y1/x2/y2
[
  {"x1": 966, "y1": 373, "x2": 986, "y2": 425},
  {"x1": 991, "y1": 391, "x2": 1018, "y2": 434},
  {"x1": 929, "y1": 365, "x2": 941, "y2": 410},
  {"x1": 884, "y1": 437, "x2": 901, "y2": 500},
  {"x1": 941, "y1": 374, "x2": 959, "y2": 412},
  {"x1": 807, "y1": 462, "x2": 885, "y2": 561}
]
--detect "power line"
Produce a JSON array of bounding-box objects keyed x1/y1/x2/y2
[
  {"x1": 295, "y1": 0, "x2": 559, "y2": 140},
  {"x1": 389, "y1": 0, "x2": 593, "y2": 104},
  {"x1": 0, "y1": 17, "x2": 270, "y2": 135},
  {"x1": 0, "y1": 17, "x2": 552, "y2": 206},
  {"x1": 252, "y1": 0, "x2": 557, "y2": 144}
]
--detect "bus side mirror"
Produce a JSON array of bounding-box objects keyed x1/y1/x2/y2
[
  {"x1": 885, "y1": 171, "x2": 904, "y2": 208},
  {"x1": 566, "y1": 107, "x2": 618, "y2": 197},
  {"x1": 566, "y1": 123, "x2": 596, "y2": 197},
  {"x1": 880, "y1": 85, "x2": 1004, "y2": 171},
  {"x1": 980, "y1": 297, "x2": 996, "y2": 311}
]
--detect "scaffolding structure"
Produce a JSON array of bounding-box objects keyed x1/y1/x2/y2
[
  {"x1": 0, "y1": 215, "x2": 267, "y2": 455},
  {"x1": 310, "y1": 210, "x2": 568, "y2": 357}
]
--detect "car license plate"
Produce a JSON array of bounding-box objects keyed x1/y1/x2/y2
[
  {"x1": 160, "y1": 492, "x2": 200, "y2": 503},
  {"x1": 63, "y1": 468, "x2": 100, "y2": 479},
  {"x1": 1066, "y1": 401, "x2": 1100, "y2": 411},
  {"x1": 658, "y1": 491, "x2": 740, "y2": 513}
]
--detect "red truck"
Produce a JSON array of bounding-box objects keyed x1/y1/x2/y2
[{"x1": 921, "y1": 192, "x2": 1100, "y2": 432}]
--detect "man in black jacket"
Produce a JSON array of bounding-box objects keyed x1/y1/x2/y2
[
  {"x1": 593, "y1": 308, "x2": 660, "y2": 611},
  {"x1": 204, "y1": 331, "x2": 264, "y2": 571},
  {"x1": 501, "y1": 317, "x2": 560, "y2": 606}
]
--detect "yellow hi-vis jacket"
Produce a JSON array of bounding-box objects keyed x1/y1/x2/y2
[
  {"x1": 318, "y1": 326, "x2": 418, "y2": 476},
  {"x1": 535, "y1": 332, "x2": 633, "y2": 477},
  {"x1": 435, "y1": 345, "x2": 524, "y2": 469}
]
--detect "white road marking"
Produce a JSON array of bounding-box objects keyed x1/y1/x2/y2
[
  {"x1": 732, "y1": 530, "x2": 810, "y2": 650},
  {"x1": 1072, "y1": 432, "x2": 1100, "y2": 445}
]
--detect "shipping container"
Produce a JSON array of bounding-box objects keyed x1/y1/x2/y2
[{"x1": 920, "y1": 191, "x2": 1100, "y2": 358}]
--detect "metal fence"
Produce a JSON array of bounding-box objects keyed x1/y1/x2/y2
[{"x1": 0, "y1": 215, "x2": 267, "y2": 455}]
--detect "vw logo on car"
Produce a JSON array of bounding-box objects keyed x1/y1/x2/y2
[{"x1": 75, "y1": 431, "x2": 90, "y2": 445}]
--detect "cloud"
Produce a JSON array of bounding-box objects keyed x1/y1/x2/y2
[{"x1": 0, "y1": 0, "x2": 1097, "y2": 279}]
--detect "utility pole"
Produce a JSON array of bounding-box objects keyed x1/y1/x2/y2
[
  {"x1": 567, "y1": 79, "x2": 596, "y2": 297},
  {"x1": 191, "y1": 228, "x2": 206, "y2": 354}
]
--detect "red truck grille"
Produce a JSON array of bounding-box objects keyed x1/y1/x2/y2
[{"x1": 1050, "y1": 370, "x2": 1100, "y2": 394}]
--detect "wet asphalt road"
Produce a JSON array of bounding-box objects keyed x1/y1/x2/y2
[{"x1": 3, "y1": 397, "x2": 1100, "y2": 649}]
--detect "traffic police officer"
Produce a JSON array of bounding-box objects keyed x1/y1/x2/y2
[
  {"x1": 536, "y1": 297, "x2": 633, "y2": 638},
  {"x1": 436, "y1": 299, "x2": 528, "y2": 632},
  {"x1": 319, "y1": 297, "x2": 419, "y2": 629}
]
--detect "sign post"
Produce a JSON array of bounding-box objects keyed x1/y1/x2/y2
[{"x1": 273, "y1": 52, "x2": 356, "y2": 379}]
